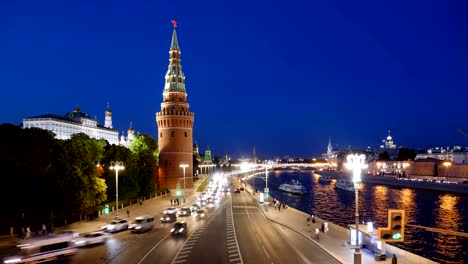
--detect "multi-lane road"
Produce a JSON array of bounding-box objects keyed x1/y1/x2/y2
[{"x1": 1, "y1": 178, "x2": 340, "y2": 264}]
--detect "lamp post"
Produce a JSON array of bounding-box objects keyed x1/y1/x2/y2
[
  {"x1": 180, "y1": 163, "x2": 188, "y2": 203},
  {"x1": 110, "y1": 161, "x2": 124, "y2": 217},
  {"x1": 346, "y1": 154, "x2": 368, "y2": 264}
]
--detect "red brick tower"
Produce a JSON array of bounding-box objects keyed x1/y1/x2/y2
[{"x1": 156, "y1": 21, "x2": 195, "y2": 196}]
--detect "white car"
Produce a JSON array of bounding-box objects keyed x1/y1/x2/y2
[
  {"x1": 73, "y1": 232, "x2": 110, "y2": 246},
  {"x1": 104, "y1": 219, "x2": 128, "y2": 233},
  {"x1": 164, "y1": 207, "x2": 177, "y2": 214}
]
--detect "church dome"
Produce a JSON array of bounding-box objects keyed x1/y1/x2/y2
[{"x1": 66, "y1": 107, "x2": 90, "y2": 120}]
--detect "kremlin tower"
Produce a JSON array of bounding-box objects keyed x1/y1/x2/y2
[
  {"x1": 156, "y1": 20, "x2": 195, "y2": 195},
  {"x1": 104, "y1": 103, "x2": 113, "y2": 129}
]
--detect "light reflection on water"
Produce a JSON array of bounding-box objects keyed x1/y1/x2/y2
[{"x1": 246, "y1": 170, "x2": 468, "y2": 263}]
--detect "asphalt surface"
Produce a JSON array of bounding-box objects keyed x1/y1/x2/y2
[{"x1": 1, "y1": 178, "x2": 342, "y2": 264}]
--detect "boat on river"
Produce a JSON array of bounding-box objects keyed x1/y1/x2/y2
[
  {"x1": 318, "y1": 176, "x2": 333, "y2": 184},
  {"x1": 334, "y1": 180, "x2": 354, "y2": 192},
  {"x1": 278, "y1": 180, "x2": 306, "y2": 195}
]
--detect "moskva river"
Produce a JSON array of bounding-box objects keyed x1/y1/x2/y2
[{"x1": 246, "y1": 170, "x2": 468, "y2": 264}]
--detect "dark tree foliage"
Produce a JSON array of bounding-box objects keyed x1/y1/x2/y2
[
  {"x1": 129, "y1": 134, "x2": 158, "y2": 196},
  {"x1": 101, "y1": 144, "x2": 139, "y2": 203},
  {"x1": 378, "y1": 151, "x2": 391, "y2": 160},
  {"x1": 397, "y1": 148, "x2": 416, "y2": 161},
  {"x1": 0, "y1": 124, "x2": 159, "y2": 233}
]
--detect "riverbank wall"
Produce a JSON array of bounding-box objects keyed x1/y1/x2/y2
[{"x1": 316, "y1": 170, "x2": 468, "y2": 194}]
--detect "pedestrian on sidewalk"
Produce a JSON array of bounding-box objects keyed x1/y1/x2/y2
[
  {"x1": 306, "y1": 216, "x2": 311, "y2": 226},
  {"x1": 282, "y1": 202, "x2": 286, "y2": 210},
  {"x1": 127, "y1": 209, "x2": 130, "y2": 218},
  {"x1": 42, "y1": 224, "x2": 47, "y2": 236},
  {"x1": 315, "y1": 227, "x2": 320, "y2": 241},
  {"x1": 311, "y1": 214, "x2": 316, "y2": 224},
  {"x1": 392, "y1": 254, "x2": 397, "y2": 264},
  {"x1": 170, "y1": 199, "x2": 173, "y2": 206}
]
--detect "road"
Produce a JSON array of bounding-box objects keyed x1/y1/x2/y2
[{"x1": 1, "y1": 177, "x2": 340, "y2": 264}]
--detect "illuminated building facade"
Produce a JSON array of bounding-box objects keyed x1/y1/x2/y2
[{"x1": 23, "y1": 106, "x2": 119, "y2": 145}]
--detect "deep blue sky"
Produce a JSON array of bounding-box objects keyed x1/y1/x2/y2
[{"x1": 1, "y1": 0, "x2": 467, "y2": 158}]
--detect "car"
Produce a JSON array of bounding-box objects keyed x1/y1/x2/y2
[
  {"x1": 104, "y1": 219, "x2": 128, "y2": 233},
  {"x1": 206, "y1": 197, "x2": 213, "y2": 203},
  {"x1": 128, "y1": 220, "x2": 137, "y2": 230},
  {"x1": 196, "y1": 209, "x2": 206, "y2": 220},
  {"x1": 164, "y1": 207, "x2": 177, "y2": 214},
  {"x1": 73, "y1": 231, "x2": 109, "y2": 247},
  {"x1": 234, "y1": 188, "x2": 240, "y2": 193},
  {"x1": 178, "y1": 207, "x2": 192, "y2": 217},
  {"x1": 171, "y1": 222, "x2": 187, "y2": 236},
  {"x1": 240, "y1": 187, "x2": 245, "y2": 191},
  {"x1": 161, "y1": 213, "x2": 177, "y2": 223},
  {"x1": 190, "y1": 203, "x2": 201, "y2": 212},
  {"x1": 132, "y1": 215, "x2": 155, "y2": 233},
  {"x1": 57, "y1": 230, "x2": 80, "y2": 238}
]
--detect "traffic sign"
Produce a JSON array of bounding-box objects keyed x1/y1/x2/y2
[{"x1": 103, "y1": 205, "x2": 109, "y2": 215}]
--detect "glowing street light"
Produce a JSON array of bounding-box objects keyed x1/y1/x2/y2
[
  {"x1": 180, "y1": 163, "x2": 189, "y2": 203},
  {"x1": 110, "y1": 161, "x2": 124, "y2": 217},
  {"x1": 346, "y1": 154, "x2": 368, "y2": 264}
]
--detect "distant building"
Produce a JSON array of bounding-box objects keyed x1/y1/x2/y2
[
  {"x1": 416, "y1": 146, "x2": 468, "y2": 164},
  {"x1": 119, "y1": 122, "x2": 137, "y2": 148},
  {"x1": 203, "y1": 147, "x2": 212, "y2": 164},
  {"x1": 23, "y1": 106, "x2": 119, "y2": 145}
]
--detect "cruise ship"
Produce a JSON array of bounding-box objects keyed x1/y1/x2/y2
[
  {"x1": 334, "y1": 180, "x2": 355, "y2": 192},
  {"x1": 278, "y1": 180, "x2": 306, "y2": 195}
]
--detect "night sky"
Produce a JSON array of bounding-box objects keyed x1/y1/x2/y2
[{"x1": 1, "y1": 0, "x2": 467, "y2": 158}]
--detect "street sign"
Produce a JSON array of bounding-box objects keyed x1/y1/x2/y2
[{"x1": 264, "y1": 188, "x2": 269, "y2": 193}]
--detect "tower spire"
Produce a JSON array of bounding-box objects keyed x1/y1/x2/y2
[
  {"x1": 164, "y1": 20, "x2": 185, "y2": 92},
  {"x1": 170, "y1": 20, "x2": 180, "y2": 51}
]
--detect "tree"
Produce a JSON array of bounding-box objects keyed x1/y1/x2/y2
[
  {"x1": 397, "y1": 148, "x2": 416, "y2": 161},
  {"x1": 59, "y1": 134, "x2": 107, "y2": 216},
  {"x1": 378, "y1": 151, "x2": 391, "y2": 160},
  {"x1": 129, "y1": 134, "x2": 158, "y2": 195}
]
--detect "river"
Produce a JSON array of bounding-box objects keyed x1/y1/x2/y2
[{"x1": 245, "y1": 169, "x2": 468, "y2": 264}]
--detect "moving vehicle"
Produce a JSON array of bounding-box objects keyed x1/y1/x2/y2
[
  {"x1": 104, "y1": 219, "x2": 129, "y2": 233},
  {"x1": 73, "y1": 231, "x2": 109, "y2": 247},
  {"x1": 196, "y1": 209, "x2": 206, "y2": 220},
  {"x1": 278, "y1": 180, "x2": 306, "y2": 195},
  {"x1": 190, "y1": 203, "x2": 200, "y2": 212},
  {"x1": 132, "y1": 215, "x2": 155, "y2": 233},
  {"x1": 161, "y1": 213, "x2": 177, "y2": 223},
  {"x1": 334, "y1": 180, "x2": 355, "y2": 192},
  {"x1": 3, "y1": 233, "x2": 77, "y2": 263},
  {"x1": 164, "y1": 207, "x2": 177, "y2": 214},
  {"x1": 171, "y1": 222, "x2": 187, "y2": 236},
  {"x1": 178, "y1": 207, "x2": 191, "y2": 217}
]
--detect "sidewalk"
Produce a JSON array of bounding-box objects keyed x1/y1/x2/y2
[
  {"x1": 242, "y1": 184, "x2": 417, "y2": 264},
  {"x1": 55, "y1": 179, "x2": 204, "y2": 235},
  {"x1": 0, "y1": 180, "x2": 205, "y2": 247}
]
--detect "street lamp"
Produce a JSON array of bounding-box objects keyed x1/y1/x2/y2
[
  {"x1": 180, "y1": 163, "x2": 188, "y2": 203},
  {"x1": 346, "y1": 154, "x2": 368, "y2": 264},
  {"x1": 110, "y1": 161, "x2": 124, "y2": 217}
]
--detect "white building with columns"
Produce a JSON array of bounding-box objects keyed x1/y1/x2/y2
[{"x1": 23, "y1": 106, "x2": 119, "y2": 145}]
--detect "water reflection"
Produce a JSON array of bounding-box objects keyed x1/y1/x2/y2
[{"x1": 246, "y1": 171, "x2": 468, "y2": 263}]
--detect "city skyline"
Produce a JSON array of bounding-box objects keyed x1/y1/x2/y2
[{"x1": 1, "y1": 0, "x2": 467, "y2": 158}]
